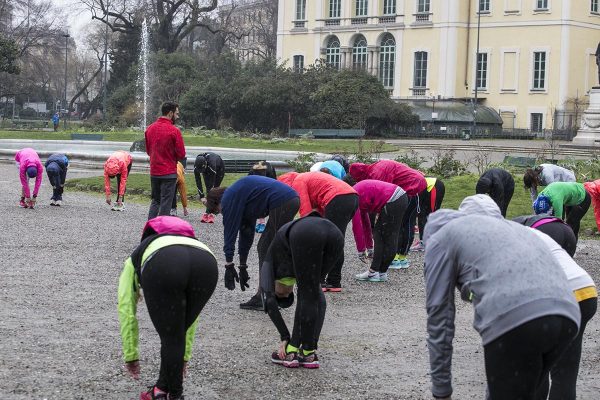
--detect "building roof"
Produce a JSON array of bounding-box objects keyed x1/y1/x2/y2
[{"x1": 405, "y1": 100, "x2": 503, "y2": 125}]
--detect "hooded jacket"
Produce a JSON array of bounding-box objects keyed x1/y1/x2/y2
[
  {"x1": 194, "y1": 153, "x2": 225, "y2": 198},
  {"x1": 317, "y1": 160, "x2": 346, "y2": 180},
  {"x1": 45, "y1": 153, "x2": 69, "y2": 171},
  {"x1": 349, "y1": 160, "x2": 426, "y2": 196},
  {"x1": 278, "y1": 171, "x2": 356, "y2": 217},
  {"x1": 530, "y1": 164, "x2": 576, "y2": 201},
  {"x1": 584, "y1": 179, "x2": 600, "y2": 232},
  {"x1": 145, "y1": 117, "x2": 186, "y2": 176},
  {"x1": 475, "y1": 168, "x2": 514, "y2": 205},
  {"x1": 104, "y1": 151, "x2": 132, "y2": 197},
  {"x1": 423, "y1": 194, "x2": 580, "y2": 398},
  {"x1": 14, "y1": 148, "x2": 43, "y2": 198},
  {"x1": 538, "y1": 182, "x2": 587, "y2": 220}
]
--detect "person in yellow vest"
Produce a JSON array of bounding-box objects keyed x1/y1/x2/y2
[
  {"x1": 170, "y1": 161, "x2": 189, "y2": 217},
  {"x1": 410, "y1": 177, "x2": 445, "y2": 252},
  {"x1": 118, "y1": 216, "x2": 217, "y2": 400}
]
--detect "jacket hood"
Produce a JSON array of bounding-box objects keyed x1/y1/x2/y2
[
  {"x1": 141, "y1": 216, "x2": 196, "y2": 241},
  {"x1": 105, "y1": 158, "x2": 120, "y2": 176},
  {"x1": 278, "y1": 172, "x2": 298, "y2": 186},
  {"x1": 475, "y1": 176, "x2": 492, "y2": 194},
  {"x1": 310, "y1": 162, "x2": 324, "y2": 172},
  {"x1": 349, "y1": 163, "x2": 369, "y2": 182},
  {"x1": 422, "y1": 209, "x2": 465, "y2": 245},
  {"x1": 458, "y1": 194, "x2": 503, "y2": 219}
]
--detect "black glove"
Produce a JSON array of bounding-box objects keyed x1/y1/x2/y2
[
  {"x1": 238, "y1": 264, "x2": 250, "y2": 291},
  {"x1": 224, "y1": 264, "x2": 239, "y2": 290}
]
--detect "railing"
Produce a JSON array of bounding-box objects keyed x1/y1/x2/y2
[
  {"x1": 411, "y1": 88, "x2": 427, "y2": 96},
  {"x1": 351, "y1": 17, "x2": 368, "y2": 25},
  {"x1": 293, "y1": 20, "x2": 306, "y2": 28},
  {"x1": 379, "y1": 15, "x2": 396, "y2": 23},
  {"x1": 414, "y1": 12, "x2": 431, "y2": 22},
  {"x1": 324, "y1": 18, "x2": 341, "y2": 26}
]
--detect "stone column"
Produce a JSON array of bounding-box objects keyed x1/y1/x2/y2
[{"x1": 573, "y1": 88, "x2": 600, "y2": 146}]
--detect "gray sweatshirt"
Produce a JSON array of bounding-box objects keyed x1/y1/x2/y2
[
  {"x1": 423, "y1": 195, "x2": 581, "y2": 398},
  {"x1": 530, "y1": 164, "x2": 576, "y2": 201}
]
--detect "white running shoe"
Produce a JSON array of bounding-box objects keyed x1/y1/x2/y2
[
  {"x1": 55, "y1": 200, "x2": 61, "y2": 207},
  {"x1": 50, "y1": 199, "x2": 56, "y2": 206},
  {"x1": 170, "y1": 208, "x2": 177, "y2": 216},
  {"x1": 355, "y1": 270, "x2": 384, "y2": 282},
  {"x1": 378, "y1": 272, "x2": 388, "y2": 282}
]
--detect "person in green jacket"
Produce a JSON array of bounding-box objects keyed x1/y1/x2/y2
[
  {"x1": 118, "y1": 216, "x2": 218, "y2": 400},
  {"x1": 534, "y1": 181, "x2": 591, "y2": 242}
]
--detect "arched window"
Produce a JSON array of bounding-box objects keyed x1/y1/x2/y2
[
  {"x1": 326, "y1": 36, "x2": 341, "y2": 69},
  {"x1": 352, "y1": 36, "x2": 368, "y2": 71},
  {"x1": 379, "y1": 34, "x2": 395, "y2": 88}
]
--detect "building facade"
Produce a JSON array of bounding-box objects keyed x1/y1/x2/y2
[{"x1": 277, "y1": 0, "x2": 600, "y2": 131}]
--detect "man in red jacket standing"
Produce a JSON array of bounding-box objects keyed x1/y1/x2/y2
[{"x1": 145, "y1": 101, "x2": 186, "y2": 219}]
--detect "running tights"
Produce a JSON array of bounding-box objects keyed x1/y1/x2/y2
[{"x1": 372, "y1": 195, "x2": 408, "y2": 273}]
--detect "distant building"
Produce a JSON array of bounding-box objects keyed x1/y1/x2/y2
[
  {"x1": 23, "y1": 102, "x2": 48, "y2": 114},
  {"x1": 277, "y1": 0, "x2": 600, "y2": 131}
]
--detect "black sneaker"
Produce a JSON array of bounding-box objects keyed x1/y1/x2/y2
[{"x1": 239, "y1": 295, "x2": 263, "y2": 311}]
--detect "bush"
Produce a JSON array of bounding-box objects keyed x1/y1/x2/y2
[
  {"x1": 394, "y1": 150, "x2": 426, "y2": 171},
  {"x1": 286, "y1": 153, "x2": 317, "y2": 172},
  {"x1": 427, "y1": 149, "x2": 468, "y2": 178}
]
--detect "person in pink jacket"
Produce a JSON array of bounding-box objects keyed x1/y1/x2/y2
[
  {"x1": 349, "y1": 160, "x2": 427, "y2": 269},
  {"x1": 346, "y1": 178, "x2": 408, "y2": 282},
  {"x1": 584, "y1": 179, "x2": 600, "y2": 233},
  {"x1": 15, "y1": 148, "x2": 43, "y2": 209},
  {"x1": 104, "y1": 151, "x2": 133, "y2": 211}
]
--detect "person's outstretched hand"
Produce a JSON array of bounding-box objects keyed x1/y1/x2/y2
[
  {"x1": 224, "y1": 264, "x2": 239, "y2": 290},
  {"x1": 238, "y1": 265, "x2": 250, "y2": 291},
  {"x1": 183, "y1": 207, "x2": 189, "y2": 217},
  {"x1": 277, "y1": 340, "x2": 288, "y2": 359},
  {"x1": 124, "y1": 360, "x2": 140, "y2": 379}
]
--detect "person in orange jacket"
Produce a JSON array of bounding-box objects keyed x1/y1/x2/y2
[
  {"x1": 104, "y1": 150, "x2": 132, "y2": 211},
  {"x1": 170, "y1": 161, "x2": 189, "y2": 217},
  {"x1": 278, "y1": 172, "x2": 358, "y2": 292},
  {"x1": 584, "y1": 179, "x2": 600, "y2": 233}
]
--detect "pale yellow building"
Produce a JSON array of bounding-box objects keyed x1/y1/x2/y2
[{"x1": 277, "y1": 0, "x2": 600, "y2": 131}]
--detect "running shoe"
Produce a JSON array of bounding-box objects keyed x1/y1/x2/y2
[
  {"x1": 366, "y1": 248, "x2": 374, "y2": 259},
  {"x1": 19, "y1": 199, "x2": 27, "y2": 208},
  {"x1": 112, "y1": 203, "x2": 125, "y2": 212},
  {"x1": 200, "y1": 213, "x2": 209, "y2": 223},
  {"x1": 255, "y1": 223, "x2": 266, "y2": 233},
  {"x1": 239, "y1": 296, "x2": 263, "y2": 311},
  {"x1": 170, "y1": 208, "x2": 177, "y2": 216},
  {"x1": 388, "y1": 259, "x2": 410, "y2": 270},
  {"x1": 206, "y1": 213, "x2": 215, "y2": 224},
  {"x1": 410, "y1": 240, "x2": 425, "y2": 252},
  {"x1": 55, "y1": 200, "x2": 62, "y2": 207},
  {"x1": 50, "y1": 199, "x2": 56, "y2": 206},
  {"x1": 140, "y1": 386, "x2": 168, "y2": 400},
  {"x1": 298, "y1": 352, "x2": 320, "y2": 369},
  {"x1": 355, "y1": 270, "x2": 380, "y2": 282},
  {"x1": 271, "y1": 351, "x2": 299, "y2": 368},
  {"x1": 322, "y1": 283, "x2": 342, "y2": 292}
]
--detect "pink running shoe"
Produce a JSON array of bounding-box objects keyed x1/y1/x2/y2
[
  {"x1": 19, "y1": 199, "x2": 27, "y2": 208},
  {"x1": 200, "y1": 213, "x2": 209, "y2": 223},
  {"x1": 299, "y1": 352, "x2": 320, "y2": 369},
  {"x1": 206, "y1": 213, "x2": 215, "y2": 223},
  {"x1": 140, "y1": 386, "x2": 167, "y2": 400}
]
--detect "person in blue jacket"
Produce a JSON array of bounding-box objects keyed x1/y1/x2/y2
[
  {"x1": 45, "y1": 153, "x2": 69, "y2": 206},
  {"x1": 205, "y1": 175, "x2": 300, "y2": 311},
  {"x1": 318, "y1": 160, "x2": 346, "y2": 180}
]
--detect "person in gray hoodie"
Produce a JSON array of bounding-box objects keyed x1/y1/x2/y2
[
  {"x1": 524, "y1": 164, "x2": 576, "y2": 202},
  {"x1": 423, "y1": 194, "x2": 581, "y2": 400}
]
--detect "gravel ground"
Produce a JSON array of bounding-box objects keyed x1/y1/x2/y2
[{"x1": 1, "y1": 163, "x2": 599, "y2": 400}]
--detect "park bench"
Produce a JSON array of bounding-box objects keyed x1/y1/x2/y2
[
  {"x1": 71, "y1": 133, "x2": 104, "y2": 141},
  {"x1": 288, "y1": 129, "x2": 365, "y2": 139},
  {"x1": 502, "y1": 155, "x2": 536, "y2": 168}
]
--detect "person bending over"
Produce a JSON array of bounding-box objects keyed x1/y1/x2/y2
[
  {"x1": 104, "y1": 150, "x2": 132, "y2": 212},
  {"x1": 118, "y1": 216, "x2": 218, "y2": 400},
  {"x1": 248, "y1": 161, "x2": 277, "y2": 233},
  {"x1": 524, "y1": 164, "x2": 575, "y2": 202},
  {"x1": 261, "y1": 214, "x2": 344, "y2": 368},
  {"x1": 513, "y1": 214, "x2": 577, "y2": 257},
  {"x1": 194, "y1": 152, "x2": 224, "y2": 223},
  {"x1": 45, "y1": 153, "x2": 68, "y2": 206},
  {"x1": 14, "y1": 147, "x2": 43, "y2": 209},
  {"x1": 411, "y1": 176, "x2": 445, "y2": 252},
  {"x1": 475, "y1": 167, "x2": 514, "y2": 217},
  {"x1": 424, "y1": 194, "x2": 580, "y2": 400},
  {"x1": 170, "y1": 161, "x2": 189, "y2": 217},
  {"x1": 205, "y1": 175, "x2": 299, "y2": 310}
]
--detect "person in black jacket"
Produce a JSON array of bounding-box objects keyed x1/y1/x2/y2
[
  {"x1": 194, "y1": 153, "x2": 225, "y2": 223},
  {"x1": 45, "y1": 153, "x2": 69, "y2": 206},
  {"x1": 261, "y1": 214, "x2": 344, "y2": 369},
  {"x1": 475, "y1": 168, "x2": 515, "y2": 217}
]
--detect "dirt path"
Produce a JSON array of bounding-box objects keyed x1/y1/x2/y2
[{"x1": 1, "y1": 164, "x2": 599, "y2": 399}]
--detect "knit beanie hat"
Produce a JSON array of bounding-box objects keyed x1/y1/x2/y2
[{"x1": 26, "y1": 166, "x2": 37, "y2": 178}]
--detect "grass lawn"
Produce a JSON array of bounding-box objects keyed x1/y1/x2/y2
[
  {"x1": 66, "y1": 171, "x2": 599, "y2": 237},
  {"x1": 0, "y1": 129, "x2": 397, "y2": 154}
]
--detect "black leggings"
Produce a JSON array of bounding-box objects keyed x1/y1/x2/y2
[
  {"x1": 565, "y1": 191, "x2": 591, "y2": 241},
  {"x1": 288, "y1": 219, "x2": 344, "y2": 350},
  {"x1": 46, "y1": 164, "x2": 67, "y2": 200},
  {"x1": 323, "y1": 193, "x2": 359, "y2": 286},
  {"x1": 483, "y1": 315, "x2": 578, "y2": 400},
  {"x1": 115, "y1": 162, "x2": 132, "y2": 202},
  {"x1": 417, "y1": 180, "x2": 445, "y2": 240},
  {"x1": 538, "y1": 297, "x2": 597, "y2": 400},
  {"x1": 397, "y1": 195, "x2": 419, "y2": 256},
  {"x1": 535, "y1": 221, "x2": 577, "y2": 257},
  {"x1": 372, "y1": 194, "x2": 408, "y2": 273},
  {"x1": 141, "y1": 246, "x2": 218, "y2": 397}
]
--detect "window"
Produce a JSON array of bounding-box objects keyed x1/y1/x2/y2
[
  {"x1": 329, "y1": 0, "x2": 341, "y2": 18},
  {"x1": 414, "y1": 51, "x2": 428, "y2": 88},
  {"x1": 479, "y1": 0, "x2": 490, "y2": 12},
  {"x1": 293, "y1": 55, "x2": 304, "y2": 73},
  {"x1": 379, "y1": 34, "x2": 396, "y2": 88},
  {"x1": 352, "y1": 36, "x2": 368, "y2": 71},
  {"x1": 593, "y1": 0, "x2": 599, "y2": 13},
  {"x1": 531, "y1": 113, "x2": 543, "y2": 132},
  {"x1": 536, "y1": 0, "x2": 548, "y2": 9},
  {"x1": 476, "y1": 52, "x2": 488, "y2": 90},
  {"x1": 356, "y1": 0, "x2": 368, "y2": 16},
  {"x1": 326, "y1": 36, "x2": 341, "y2": 69},
  {"x1": 296, "y1": 0, "x2": 306, "y2": 20},
  {"x1": 532, "y1": 51, "x2": 547, "y2": 90},
  {"x1": 383, "y1": 0, "x2": 396, "y2": 14},
  {"x1": 417, "y1": 0, "x2": 430, "y2": 13}
]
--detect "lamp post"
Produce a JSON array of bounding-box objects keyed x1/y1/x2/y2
[
  {"x1": 102, "y1": 0, "x2": 110, "y2": 119},
  {"x1": 472, "y1": 1, "x2": 482, "y2": 136},
  {"x1": 62, "y1": 32, "x2": 69, "y2": 130}
]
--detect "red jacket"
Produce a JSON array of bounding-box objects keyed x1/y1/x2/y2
[
  {"x1": 349, "y1": 160, "x2": 426, "y2": 196},
  {"x1": 145, "y1": 117, "x2": 186, "y2": 176},
  {"x1": 278, "y1": 171, "x2": 356, "y2": 216},
  {"x1": 104, "y1": 151, "x2": 132, "y2": 197}
]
